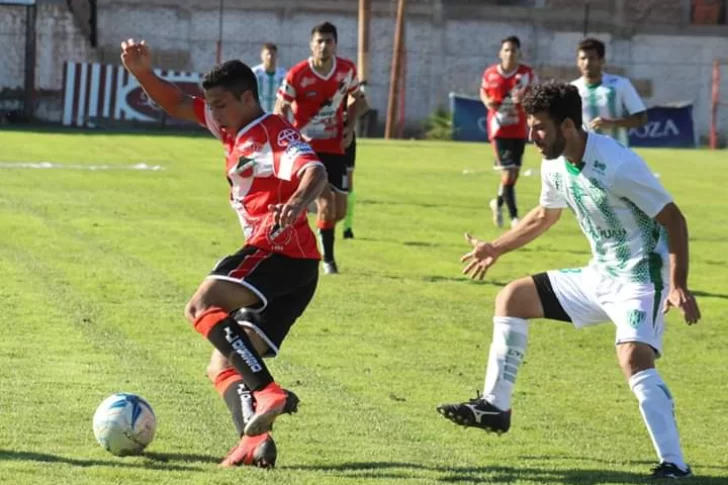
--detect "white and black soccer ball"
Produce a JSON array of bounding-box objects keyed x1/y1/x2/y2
[{"x1": 92, "y1": 392, "x2": 156, "y2": 456}]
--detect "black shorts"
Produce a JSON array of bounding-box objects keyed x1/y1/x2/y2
[
  {"x1": 317, "y1": 151, "x2": 349, "y2": 194},
  {"x1": 492, "y1": 137, "x2": 526, "y2": 169},
  {"x1": 208, "y1": 245, "x2": 319, "y2": 357},
  {"x1": 344, "y1": 135, "x2": 357, "y2": 171}
]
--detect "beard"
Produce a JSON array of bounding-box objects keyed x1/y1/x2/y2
[{"x1": 543, "y1": 130, "x2": 567, "y2": 159}]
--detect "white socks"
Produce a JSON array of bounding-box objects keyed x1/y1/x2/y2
[
  {"x1": 482, "y1": 316, "x2": 529, "y2": 411},
  {"x1": 630, "y1": 369, "x2": 688, "y2": 471}
]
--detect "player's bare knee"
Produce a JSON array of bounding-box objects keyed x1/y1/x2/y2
[
  {"x1": 495, "y1": 278, "x2": 542, "y2": 319},
  {"x1": 184, "y1": 299, "x2": 201, "y2": 323},
  {"x1": 617, "y1": 342, "x2": 656, "y2": 379}
]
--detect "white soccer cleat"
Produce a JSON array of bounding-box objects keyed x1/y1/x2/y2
[
  {"x1": 489, "y1": 199, "x2": 503, "y2": 228},
  {"x1": 510, "y1": 217, "x2": 520, "y2": 228}
]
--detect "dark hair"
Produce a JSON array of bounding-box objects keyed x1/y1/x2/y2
[
  {"x1": 311, "y1": 21, "x2": 338, "y2": 43},
  {"x1": 523, "y1": 81, "x2": 583, "y2": 128},
  {"x1": 578, "y1": 37, "x2": 605, "y2": 59},
  {"x1": 261, "y1": 43, "x2": 277, "y2": 53},
  {"x1": 501, "y1": 35, "x2": 521, "y2": 49},
  {"x1": 202, "y1": 60, "x2": 259, "y2": 101}
]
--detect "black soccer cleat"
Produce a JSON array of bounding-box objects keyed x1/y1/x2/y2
[
  {"x1": 650, "y1": 462, "x2": 693, "y2": 479},
  {"x1": 343, "y1": 228, "x2": 354, "y2": 239},
  {"x1": 437, "y1": 396, "x2": 511, "y2": 434}
]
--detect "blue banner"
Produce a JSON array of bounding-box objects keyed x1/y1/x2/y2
[
  {"x1": 449, "y1": 93, "x2": 696, "y2": 148},
  {"x1": 450, "y1": 93, "x2": 488, "y2": 142},
  {"x1": 627, "y1": 104, "x2": 696, "y2": 148}
]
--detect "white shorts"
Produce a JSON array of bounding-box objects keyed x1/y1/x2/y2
[{"x1": 545, "y1": 266, "x2": 667, "y2": 356}]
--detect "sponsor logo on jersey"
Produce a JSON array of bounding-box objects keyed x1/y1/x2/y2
[
  {"x1": 593, "y1": 160, "x2": 607, "y2": 173},
  {"x1": 284, "y1": 140, "x2": 315, "y2": 159},
  {"x1": 300, "y1": 77, "x2": 316, "y2": 88},
  {"x1": 277, "y1": 128, "x2": 301, "y2": 147}
]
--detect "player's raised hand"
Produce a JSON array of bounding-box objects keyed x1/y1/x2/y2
[
  {"x1": 120, "y1": 38, "x2": 152, "y2": 75},
  {"x1": 663, "y1": 287, "x2": 701, "y2": 325},
  {"x1": 461, "y1": 233, "x2": 500, "y2": 280}
]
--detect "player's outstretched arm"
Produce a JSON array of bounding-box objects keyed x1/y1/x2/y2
[
  {"x1": 493, "y1": 204, "x2": 561, "y2": 254},
  {"x1": 120, "y1": 39, "x2": 197, "y2": 123},
  {"x1": 461, "y1": 205, "x2": 561, "y2": 280},
  {"x1": 654, "y1": 202, "x2": 701, "y2": 325}
]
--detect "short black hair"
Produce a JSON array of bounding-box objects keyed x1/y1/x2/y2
[
  {"x1": 262, "y1": 42, "x2": 277, "y2": 53},
  {"x1": 202, "y1": 60, "x2": 259, "y2": 101},
  {"x1": 578, "y1": 37, "x2": 605, "y2": 59},
  {"x1": 523, "y1": 81, "x2": 583, "y2": 128},
  {"x1": 311, "y1": 21, "x2": 338, "y2": 43},
  {"x1": 501, "y1": 35, "x2": 521, "y2": 49}
]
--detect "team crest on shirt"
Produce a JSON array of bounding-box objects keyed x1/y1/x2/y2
[
  {"x1": 265, "y1": 213, "x2": 294, "y2": 248},
  {"x1": 300, "y1": 77, "x2": 316, "y2": 88},
  {"x1": 626, "y1": 309, "x2": 647, "y2": 328},
  {"x1": 234, "y1": 156, "x2": 256, "y2": 178}
]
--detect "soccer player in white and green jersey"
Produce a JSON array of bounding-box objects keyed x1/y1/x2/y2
[
  {"x1": 251, "y1": 43, "x2": 287, "y2": 113},
  {"x1": 438, "y1": 81, "x2": 700, "y2": 480},
  {"x1": 571, "y1": 38, "x2": 648, "y2": 146}
]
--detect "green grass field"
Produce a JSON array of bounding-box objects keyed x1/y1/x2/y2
[{"x1": 0, "y1": 129, "x2": 726, "y2": 485}]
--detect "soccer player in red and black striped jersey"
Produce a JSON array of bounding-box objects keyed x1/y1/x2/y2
[
  {"x1": 121, "y1": 38, "x2": 327, "y2": 468},
  {"x1": 480, "y1": 36, "x2": 537, "y2": 229},
  {"x1": 276, "y1": 22, "x2": 367, "y2": 274}
]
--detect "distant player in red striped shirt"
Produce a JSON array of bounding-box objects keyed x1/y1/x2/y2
[
  {"x1": 275, "y1": 22, "x2": 367, "y2": 274},
  {"x1": 120, "y1": 39, "x2": 327, "y2": 468},
  {"x1": 481, "y1": 36, "x2": 537, "y2": 229}
]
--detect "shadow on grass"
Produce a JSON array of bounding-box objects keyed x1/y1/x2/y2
[
  {"x1": 286, "y1": 461, "x2": 726, "y2": 484},
  {"x1": 692, "y1": 290, "x2": 728, "y2": 300},
  {"x1": 0, "y1": 449, "x2": 213, "y2": 472}
]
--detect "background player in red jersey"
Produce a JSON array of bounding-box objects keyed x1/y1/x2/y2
[
  {"x1": 275, "y1": 22, "x2": 366, "y2": 274},
  {"x1": 480, "y1": 36, "x2": 537, "y2": 229},
  {"x1": 120, "y1": 39, "x2": 327, "y2": 468}
]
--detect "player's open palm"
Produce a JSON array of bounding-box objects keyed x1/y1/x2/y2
[
  {"x1": 461, "y1": 233, "x2": 500, "y2": 280},
  {"x1": 663, "y1": 287, "x2": 701, "y2": 325},
  {"x1": 120, "y1": 38, "x2": 152, "y2": 75}
]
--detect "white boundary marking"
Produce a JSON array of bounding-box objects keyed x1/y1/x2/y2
[{"x1": 0, "y1": 162, "x2": 165, "y2": 171}]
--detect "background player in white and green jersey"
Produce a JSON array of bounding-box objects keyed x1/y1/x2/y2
[
  {"x1": 251, "y1": 43, "x2": 287, "y2": 113},
  {"x1": 437, "y1": 81, "x2": 700, "y2": 480},
  {"x1": 571, "y1": 38, "x2": 648, "y2": 146}
]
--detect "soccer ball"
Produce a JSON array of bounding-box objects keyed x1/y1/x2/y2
[{"x1": 92, "y1": 392, "x2": 156, "y2": 456}]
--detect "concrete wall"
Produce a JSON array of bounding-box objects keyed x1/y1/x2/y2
[{"x1": 1, "y1": 0, "x2": 727, "y2": 138}]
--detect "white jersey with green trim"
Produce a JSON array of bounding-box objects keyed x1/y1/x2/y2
[
  {"x1": 252, "y1": 64, "x2": 287, "y2": 113},
  {"x1": 571, "y1": 74, "x2": 646, "y2": 146},
  {"x1": 539, "y1": 133, "x2": 672, "y2": 284}
]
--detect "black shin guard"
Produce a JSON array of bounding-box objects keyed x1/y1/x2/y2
[
  {"x1": 222, "y1": 380, "x2": 255, "y2": 436},
  {"x1": 207, "y1": 317, "x2": 274, "y2": 391}
]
